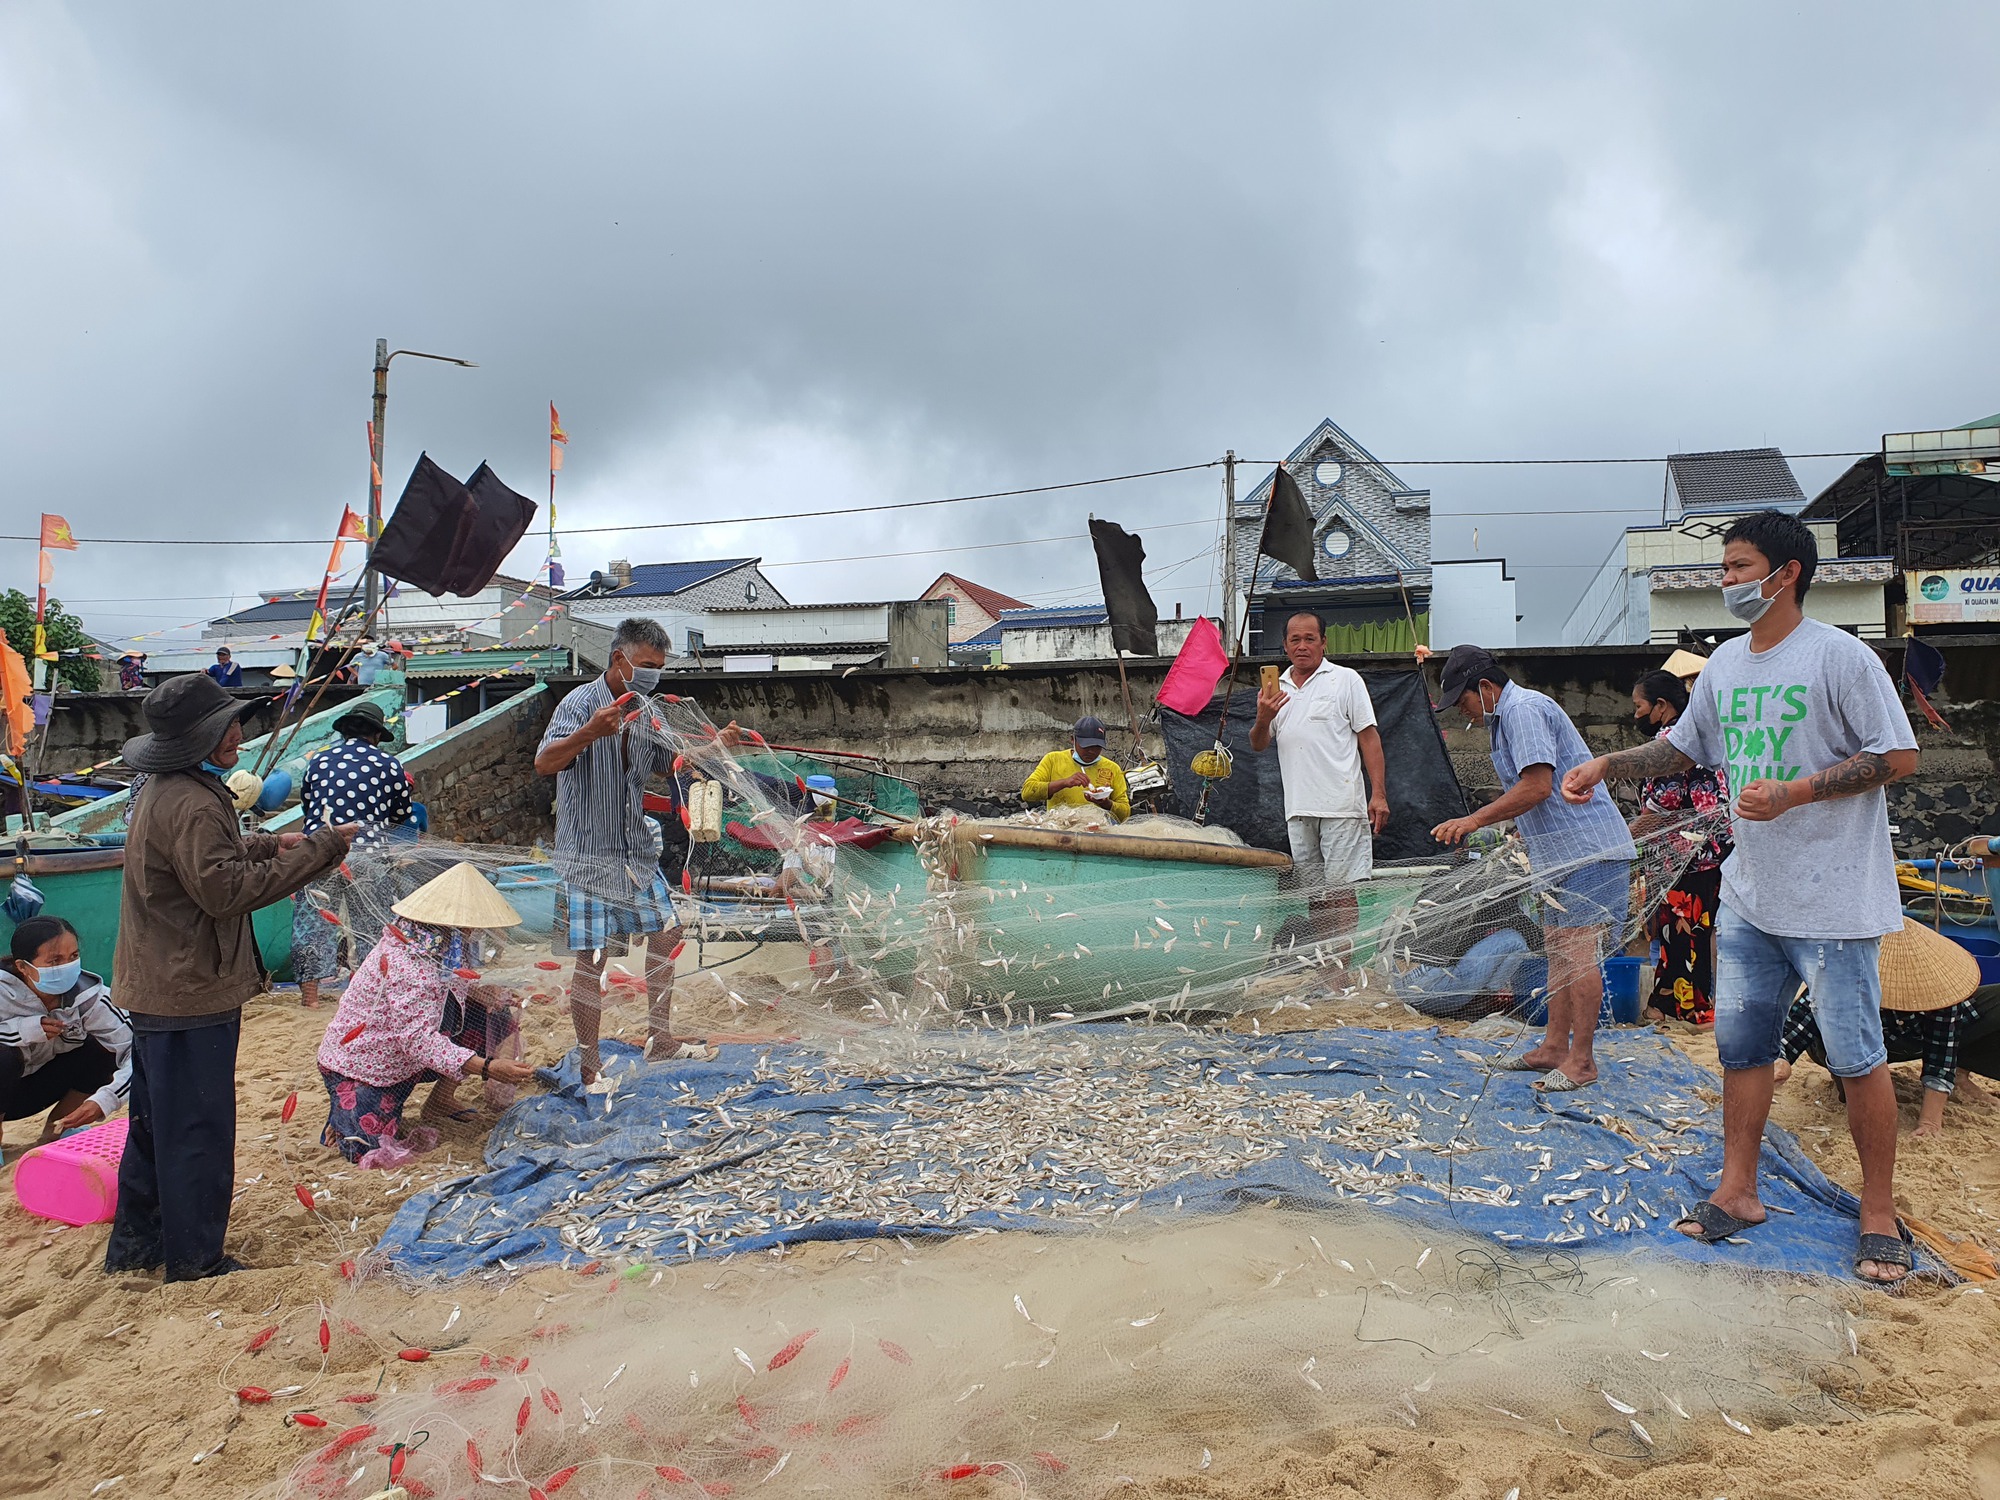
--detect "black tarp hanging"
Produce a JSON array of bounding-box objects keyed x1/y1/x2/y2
[
  {"x1": 1257, "y1": 466, "x2": 1319, "y2": 582},
  {"x1": 371, "y1": 453, "x2": 539, "y2": 599},
  {"x1": 1158, "y1": 672, "x2": 1464, "y2": 860},
  {"x1": 1089, "y1": 518, "x2": 1159, "y2": 656}
]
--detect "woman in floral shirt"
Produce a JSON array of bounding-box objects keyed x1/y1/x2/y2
[
  {"x1": 316, "y1": 862, "x2": 535, "y2": 1165},
  {"x1": 1631, "y1": 670, "x2": 1731, "y2": 1025}
]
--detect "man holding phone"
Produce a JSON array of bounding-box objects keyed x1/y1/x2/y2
[{"x1": 1251, "y1": 611, "x2": 1390, "y2": 956}]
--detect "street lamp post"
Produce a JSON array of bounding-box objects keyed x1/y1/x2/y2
[{"x1": 365, "y1": 338, "x2": 478, "y2": 620}]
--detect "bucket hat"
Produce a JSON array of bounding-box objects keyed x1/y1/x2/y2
[
  {"x1": 332, "y1": 700, "x2": 390, "y2": 741},
  {"x1": 391, "y1": 861, "x2": 522, "y2": 929},
  {"x1": 122, "y1": 674, "x2": 256, "y2": 773},
  {"x1": 1878, "y1": 918, "x2": 1982, "y2": 1013}
]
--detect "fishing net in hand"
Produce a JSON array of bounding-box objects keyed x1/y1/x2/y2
[{"x1": 296, "y1": 689, "x2": 1724, "y2": 1044}]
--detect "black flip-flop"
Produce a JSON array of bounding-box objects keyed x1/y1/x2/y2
[
  {"x1": 1855, "y1": 1232, "x2": 1913, "y2": 1285},
  {"x1": 1673, "y1": 1200, "x2": 1759, "y2": 1244}
]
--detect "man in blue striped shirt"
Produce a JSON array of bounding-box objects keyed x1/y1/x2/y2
[
  {"x1": 535, "y1": 618, "x2": 701, "y2": 1082},
  {"x1": 1432, "y1": 645, "x2": 1636, "y2": 1093}
]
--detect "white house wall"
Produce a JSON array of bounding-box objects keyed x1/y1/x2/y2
[
  {"x1": 699, "y1": 604, "x2": 892, "y2": 648},
  {"x1": 1429, "y1": 561, "x2": 1517, "y2": 649},
  {"x1": 1650, "y1": 582, "x2": 1887, "y2": 641},
  {"x1": 1561, "y1": 533, "x2": 1639, "y2": 646},
  {"x1": 1000, "y1": 617, "x2": 1209, "y2": 666}
]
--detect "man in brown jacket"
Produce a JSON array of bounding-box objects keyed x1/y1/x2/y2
[{"x1": 104, "y1": 674, "x2": 353, "y2": 1281}]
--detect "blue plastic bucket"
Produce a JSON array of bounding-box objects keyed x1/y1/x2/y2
[
  {"x1": 1953, "y1": 934, "x2": 2000, "y2": 989},
  {"x1": 1509, "y1": 956, "x2": 1645, "y2": 1026},
  {"x1": 491, "y1": 863, "x2": 560, "y2": 938},
  {"x1": 1602, "y1": 956, "x2": 1646, "y2": 1024}
]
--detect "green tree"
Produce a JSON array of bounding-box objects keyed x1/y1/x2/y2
[{"x1": 0, "y1": 588, "x2": 103, "y2": 692}]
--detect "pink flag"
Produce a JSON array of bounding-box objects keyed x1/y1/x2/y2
[{"x1": 1155, "y1": 616, "x2": 1230, "y2": 715}]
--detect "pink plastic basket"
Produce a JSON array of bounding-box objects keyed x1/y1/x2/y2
[{"x1": 14, "y1": 1115, "x2": 128, "y2": 1226}]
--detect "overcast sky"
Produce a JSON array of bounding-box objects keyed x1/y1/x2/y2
[{"x1": 5, "y1": 2, "x2": 1996, "y2": 649}]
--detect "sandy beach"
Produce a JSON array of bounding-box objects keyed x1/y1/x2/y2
[{"x1": 8, "y1": 971, "x2": 2000, "y2": 1500}]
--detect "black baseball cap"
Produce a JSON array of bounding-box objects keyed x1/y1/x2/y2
[
  {"x1": 1073, "y1": 715, "x2": 1108, "y2": 749},
  {"x1": 1436, "y1": 645, "x2": 1502, "y2": 705}
]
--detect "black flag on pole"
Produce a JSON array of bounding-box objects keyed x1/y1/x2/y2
[
  {"x1": 372, "y1": 453, "x2": 539, "y2": 598},
  {"x1": 1257, "y1": 466, "x2": 1318, "y2": 583},
  {"x1": 1089, "y1": 518, "x2": 1159, "y2": 656}
]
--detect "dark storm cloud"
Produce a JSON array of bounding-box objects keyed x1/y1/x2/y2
[{"x1": 4, "y1": 2, "x2": 1996, "y2": 643}]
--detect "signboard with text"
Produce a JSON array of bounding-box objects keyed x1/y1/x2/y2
[{"x1": 1909, "y1": 568, "x2": 2000, "y2": 624}]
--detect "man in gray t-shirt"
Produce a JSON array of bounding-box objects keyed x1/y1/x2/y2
[{"x1": 1564, "y1": 510, "x2": 1919, "y2": 1284}]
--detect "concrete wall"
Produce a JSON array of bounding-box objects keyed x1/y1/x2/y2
[
  {"x1": 398, "y1": 684, "x2": 557, "y2": 847},
  {"x1": 35, "y1": 688, "x2": 378, "y2": 775},
  {"x1": 523, "y1": 641, "x2": 1997, "y2": 845}
]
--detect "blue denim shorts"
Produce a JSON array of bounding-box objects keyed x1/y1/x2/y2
[
  {"x1": 1714, "y1": 903, "x2": 1886, "y2": 1076},
  {"x1": 1544, "y1": 859, "x2": 1632, "y2": 933}
]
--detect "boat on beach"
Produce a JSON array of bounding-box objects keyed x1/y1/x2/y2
[{"x1": 0, "y1": 688, "x2": 405, "y2": 981}]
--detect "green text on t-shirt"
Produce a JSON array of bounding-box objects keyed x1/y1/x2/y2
[{"x1": 1715, "y1": 683, "x2": 1809, "y2": 786}]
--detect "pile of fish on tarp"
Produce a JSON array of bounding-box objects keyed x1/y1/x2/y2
[{"x1": 374, "y1": 1024, "x2": 1929, "y2": 1283}]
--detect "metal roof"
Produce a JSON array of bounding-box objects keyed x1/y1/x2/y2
[
  {"x1": 404, "y1": 647, "x2": 570, "y2": 679},
  {"x1": 572, "y1": 558, "x2": 760, "y2": 599},
  {"x1": 1666, "y1": 448, "x2": 1806, "y2": 514},
  {"x1": 211, "y1": 597, "x2": 320, "y2": 627}
]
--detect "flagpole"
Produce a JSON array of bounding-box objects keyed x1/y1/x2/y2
[
  {"x1": 1220, "y1": 450, "x2": 1237, "y2": 648},
  {"x1": 549, "y1": 403, "x2": 567, "y2": 667}
]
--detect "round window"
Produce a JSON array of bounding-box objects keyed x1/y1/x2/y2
[
  {"x1": 1314, "y1": 459, "x2": 1343, "y2": 487},
  {"x1": 1322, "y1": 529, "x2": 1352, "y2": 560}
]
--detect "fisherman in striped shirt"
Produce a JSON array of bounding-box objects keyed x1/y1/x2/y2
[{"x1": 535, "y1": 618, "x2": 730, "y2": 1081}]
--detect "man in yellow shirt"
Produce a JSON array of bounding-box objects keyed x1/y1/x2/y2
[{"x1": 1021, "y1": 716, "x2": 1131, "y2": 821}]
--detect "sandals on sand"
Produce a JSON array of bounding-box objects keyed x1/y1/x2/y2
[
  {"x1": 655, "y1": 1041, "x2": 715, "y2": 1062},
  {"x1": 1856, "y1": 1232, "x2": 1913, "y2": 1285},
  {"x1": 1532, "y1": 1070, "x2": 1592, "y2": 1093},
  {"x1": 1673, "y1": 1200, "x2": 1762, "y2": 1244}
]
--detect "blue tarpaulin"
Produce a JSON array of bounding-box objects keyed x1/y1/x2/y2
[{"x1": 375, "y1": 1025, "x2": 1921, "y2": 1283}]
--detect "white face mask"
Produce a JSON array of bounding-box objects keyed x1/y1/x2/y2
[
  {"x1": 29, "y1": 958, "x2": 81, "y2": 996},
  {"x1": 1722, "y1": 567, "x2": 1781, "y2": 624},
  {"x1": 619, "y1": 655, "x2": 663, "y2": 694}
]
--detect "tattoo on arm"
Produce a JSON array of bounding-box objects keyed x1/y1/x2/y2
[
  {"x1": 1804, "y1": 751, "x2": 1895, "y2": 803},
  {"x1": 1601, "y1": 737, "x2": 1693, "y2": 781}
]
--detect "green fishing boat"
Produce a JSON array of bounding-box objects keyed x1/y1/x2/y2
[
  {"x1": 0, "y1": 688, "x2": 405, "y2": 982},
  {"x1": 836, "y1": 821, "x2": 1426, "y2": 1018}
]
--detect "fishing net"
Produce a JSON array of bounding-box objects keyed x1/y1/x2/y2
[
  {"x1": 247, "y1": 692, "x2": 1863, "y2": 1499},
  {"x1": 257, "y1": 1210, "x2": 1871, "y2": 1500}
]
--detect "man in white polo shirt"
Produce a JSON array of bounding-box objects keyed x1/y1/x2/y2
[{"x1": 1250, "y1": 611, "x2": 1390, "y2": 952}]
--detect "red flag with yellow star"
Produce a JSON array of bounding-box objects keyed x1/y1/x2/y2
[{"x1": 39, "y1": 514, "x2": 77, "y2": 551}]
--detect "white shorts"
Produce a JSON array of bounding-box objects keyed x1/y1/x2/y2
[{"x1": 1285, "y1": 816, "x2": 1373, "y2": 888}]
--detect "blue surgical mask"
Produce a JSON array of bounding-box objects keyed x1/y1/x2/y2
[
  {"x1": 200, "y1": 760, "x2": 229, "y2": 776},
  {"x1": 30, "y1": 958, "x2": 81, "y2": 996},
  {"x1": 627, "y1": 665, "x2": 663, "y2": 694},
  {"x1": 1722, "y1": 567, "x2": 1780, "y2": 624}
]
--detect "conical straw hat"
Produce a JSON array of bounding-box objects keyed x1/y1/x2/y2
[
  {"x1": 1662, "y1": 648, "x2": 1710, "y2": 682},
  {"x1": 391, "y1": 861, "x2": 523, "y2": 929},
  {"x1": 1877, "y1": 918, "x2": 1981, "y2": 1012}
]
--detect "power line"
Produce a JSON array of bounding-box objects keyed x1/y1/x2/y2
[
  {"x1": 0, "y1": 461, "x2": 1226, "y2": 548},
  {"x1": 0, "y1": 448, "x2": 1873, "y2": 550}
]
